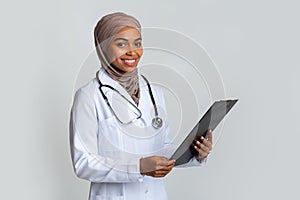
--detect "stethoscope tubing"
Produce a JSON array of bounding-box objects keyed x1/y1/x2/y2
[{"x1": 96, "y1": 70, "x2": 162, "y2": 128}]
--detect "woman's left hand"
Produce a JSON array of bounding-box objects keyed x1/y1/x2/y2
[{"x1": 193, "y1": 129, "x2": 213, "y2": 161}]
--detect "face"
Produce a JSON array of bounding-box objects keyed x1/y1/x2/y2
[{"x1": 106, "y1": 26, "x2": 143, "y2": 74}]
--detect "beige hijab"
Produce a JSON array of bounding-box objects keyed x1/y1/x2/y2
[{"x1": 94, "y1": 12, "x2": 141, "y2": 105}]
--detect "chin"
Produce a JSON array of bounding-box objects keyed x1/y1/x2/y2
[
  {"x1": 124, "y1": 67, "x2": 137, "y2": 73},
  {"x1": 118, "y1": 64, "x2": 138, "y2": 73}
]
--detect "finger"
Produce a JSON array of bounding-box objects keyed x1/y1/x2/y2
[
  {"x1": 195, "y1": 140, "x2": 209, "y2": 152},
  {"x1": 207, "y1": 129, "x2": 213, "y2": 142},
  {"x1": 157, "y1": 162, "x2": 174, "y2": 171},
  {"x1": 200, "y1": 142, "x2": 210, "y2": 153},
  {"x1": 194, "y1": 144, "x2": 205, "y2": 154},
  {"x1": 153, "y1": 172, "x2": 168, "y2": 177},
  {"x1": 159, "y1": 167, "x2": 173, "y2": 175},
  {"x1": 160, "y1": 164, "x2": 174, "y2": 172},
  {"x1": 194, "y1": 149, "x2": 207, "y2": 161},
  {"x1": 157, "y1": 168, "x2": 171, "y2": 173},
  {"x1": 155, "y1": 163, "x2": 174, "y2": 172},
  {"x1": 195, "y1": 144, "x2": 209, "y2": 155},
  {"x1": 194, "y1": 139, "x2": 201, "y2": 147},
  {"x1": 201, "y1": 138, "x2": 212, "y2": 151},
  {"x1": 152, "y1": 170, "x2": 171, "y2": 177},
  {"x1": 195, "y1": 137, "x2": 209, "y2": 150},
  {"x1": 147, "y1": 171, "x2": 165, "y2": 178},
  {"x1": 158, "y1": 158, "x2": 175, "y2": 166}
]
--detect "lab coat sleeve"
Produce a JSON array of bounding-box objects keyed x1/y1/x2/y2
[{"x1": 69, "y1": 88, "x2": 143, "y2": 183}]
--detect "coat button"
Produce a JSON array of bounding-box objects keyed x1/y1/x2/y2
[{"x1": 145, "y1": 189, "x2": 148, "y2": 194}]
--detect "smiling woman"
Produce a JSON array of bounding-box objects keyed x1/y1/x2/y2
[
  {"x1": 107, "y1": 26, "x2": 143, "y2": 73},
  {"x1": 69, "y1": 11, "x2": 212, "y2": 200}
]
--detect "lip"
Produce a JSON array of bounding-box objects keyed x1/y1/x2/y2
[{"x1": 121, "y1": 58, "x2": 138, "y2": 67}]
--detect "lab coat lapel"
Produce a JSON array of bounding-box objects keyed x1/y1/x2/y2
[{"x1": 136, "y1": 77, "x2": 151, "y2": 122}]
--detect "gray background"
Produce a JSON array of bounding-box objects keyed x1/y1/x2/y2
[{"x1": 1, "y1": 0, "x2": 299, "y2": 199}]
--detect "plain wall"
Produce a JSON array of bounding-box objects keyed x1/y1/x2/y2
[{"x1": 1, "y1": 0, "x2": 299, "y2": 199}]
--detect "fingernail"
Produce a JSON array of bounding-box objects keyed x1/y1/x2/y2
[{"x1": 201, "y1": 136, "x2": 204, "y2": 140}]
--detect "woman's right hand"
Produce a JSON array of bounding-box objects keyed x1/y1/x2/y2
[{"x1": 139, "y1": 156, "x2": 175, "y2": 177}]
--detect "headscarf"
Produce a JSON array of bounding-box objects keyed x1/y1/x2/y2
[{"x1": 94, "y1": 12, "x2": 142, "y2": 105}]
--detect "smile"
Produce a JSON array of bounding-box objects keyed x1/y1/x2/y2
[
  {"x1": 124, "y1": 59, "x2": 135, "y2": 63},
  {"x1": 122, "y1": 59, "x2": 137, "y2": 66}
]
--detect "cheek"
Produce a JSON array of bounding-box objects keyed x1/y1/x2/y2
[
  {"x1": 107, "y1": 47, "x2": 126, "y2": 62},
  {"x1": 137, "y1": 49, "x2": 143, "y2": 58}
]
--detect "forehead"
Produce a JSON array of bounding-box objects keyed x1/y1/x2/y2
[{"x1": 112, "y1": 26, "x2": 141, "y2": 40}]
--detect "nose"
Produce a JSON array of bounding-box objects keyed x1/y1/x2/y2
[
  {"x1": 125, "y1": 45, "x2": 137, "y2": 56},
  {"x1": 126, "y1": 50, "x2": 136, "y2": 56}
]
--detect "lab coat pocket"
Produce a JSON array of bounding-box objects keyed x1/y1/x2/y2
[{"x1": 98, "y1": 116, "x2": 124, "y2": 158}]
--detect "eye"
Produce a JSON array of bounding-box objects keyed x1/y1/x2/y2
[
  {"x1": 116, "y1": 42, "x2": 127, "y2": 47},
  {"x1": 135, "y1": 42, "x2": 142, "y2": 47}
]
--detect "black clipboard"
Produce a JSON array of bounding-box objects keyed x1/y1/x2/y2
[{"x1": 170, "y1": 99, "x2": 238, "y2": 166}]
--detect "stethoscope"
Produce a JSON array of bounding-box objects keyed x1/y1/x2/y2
[{"x1": 96, "y1": 71, "x2": 163, "y2": 129}]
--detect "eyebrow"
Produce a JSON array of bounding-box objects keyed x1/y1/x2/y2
[{"x1": 113, "y1": 37, "x2": 142, "y2": 42}]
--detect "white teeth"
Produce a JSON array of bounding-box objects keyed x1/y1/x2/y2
[{"x1": 124, "y1": 59, "x2": 135, "y2": 63}]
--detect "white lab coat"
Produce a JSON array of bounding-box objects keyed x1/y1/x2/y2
[{"x1": 69, "y1": 67, "x2": 206, "y2": 200}]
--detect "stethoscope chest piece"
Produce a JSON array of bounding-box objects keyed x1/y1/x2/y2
[{"x1": 152, "y1": 116, "x2": 163, "y2": 129}]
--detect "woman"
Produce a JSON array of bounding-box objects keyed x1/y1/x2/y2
[{"x1": 70, "y1": 12, "x2": 212, "y2": 200}]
